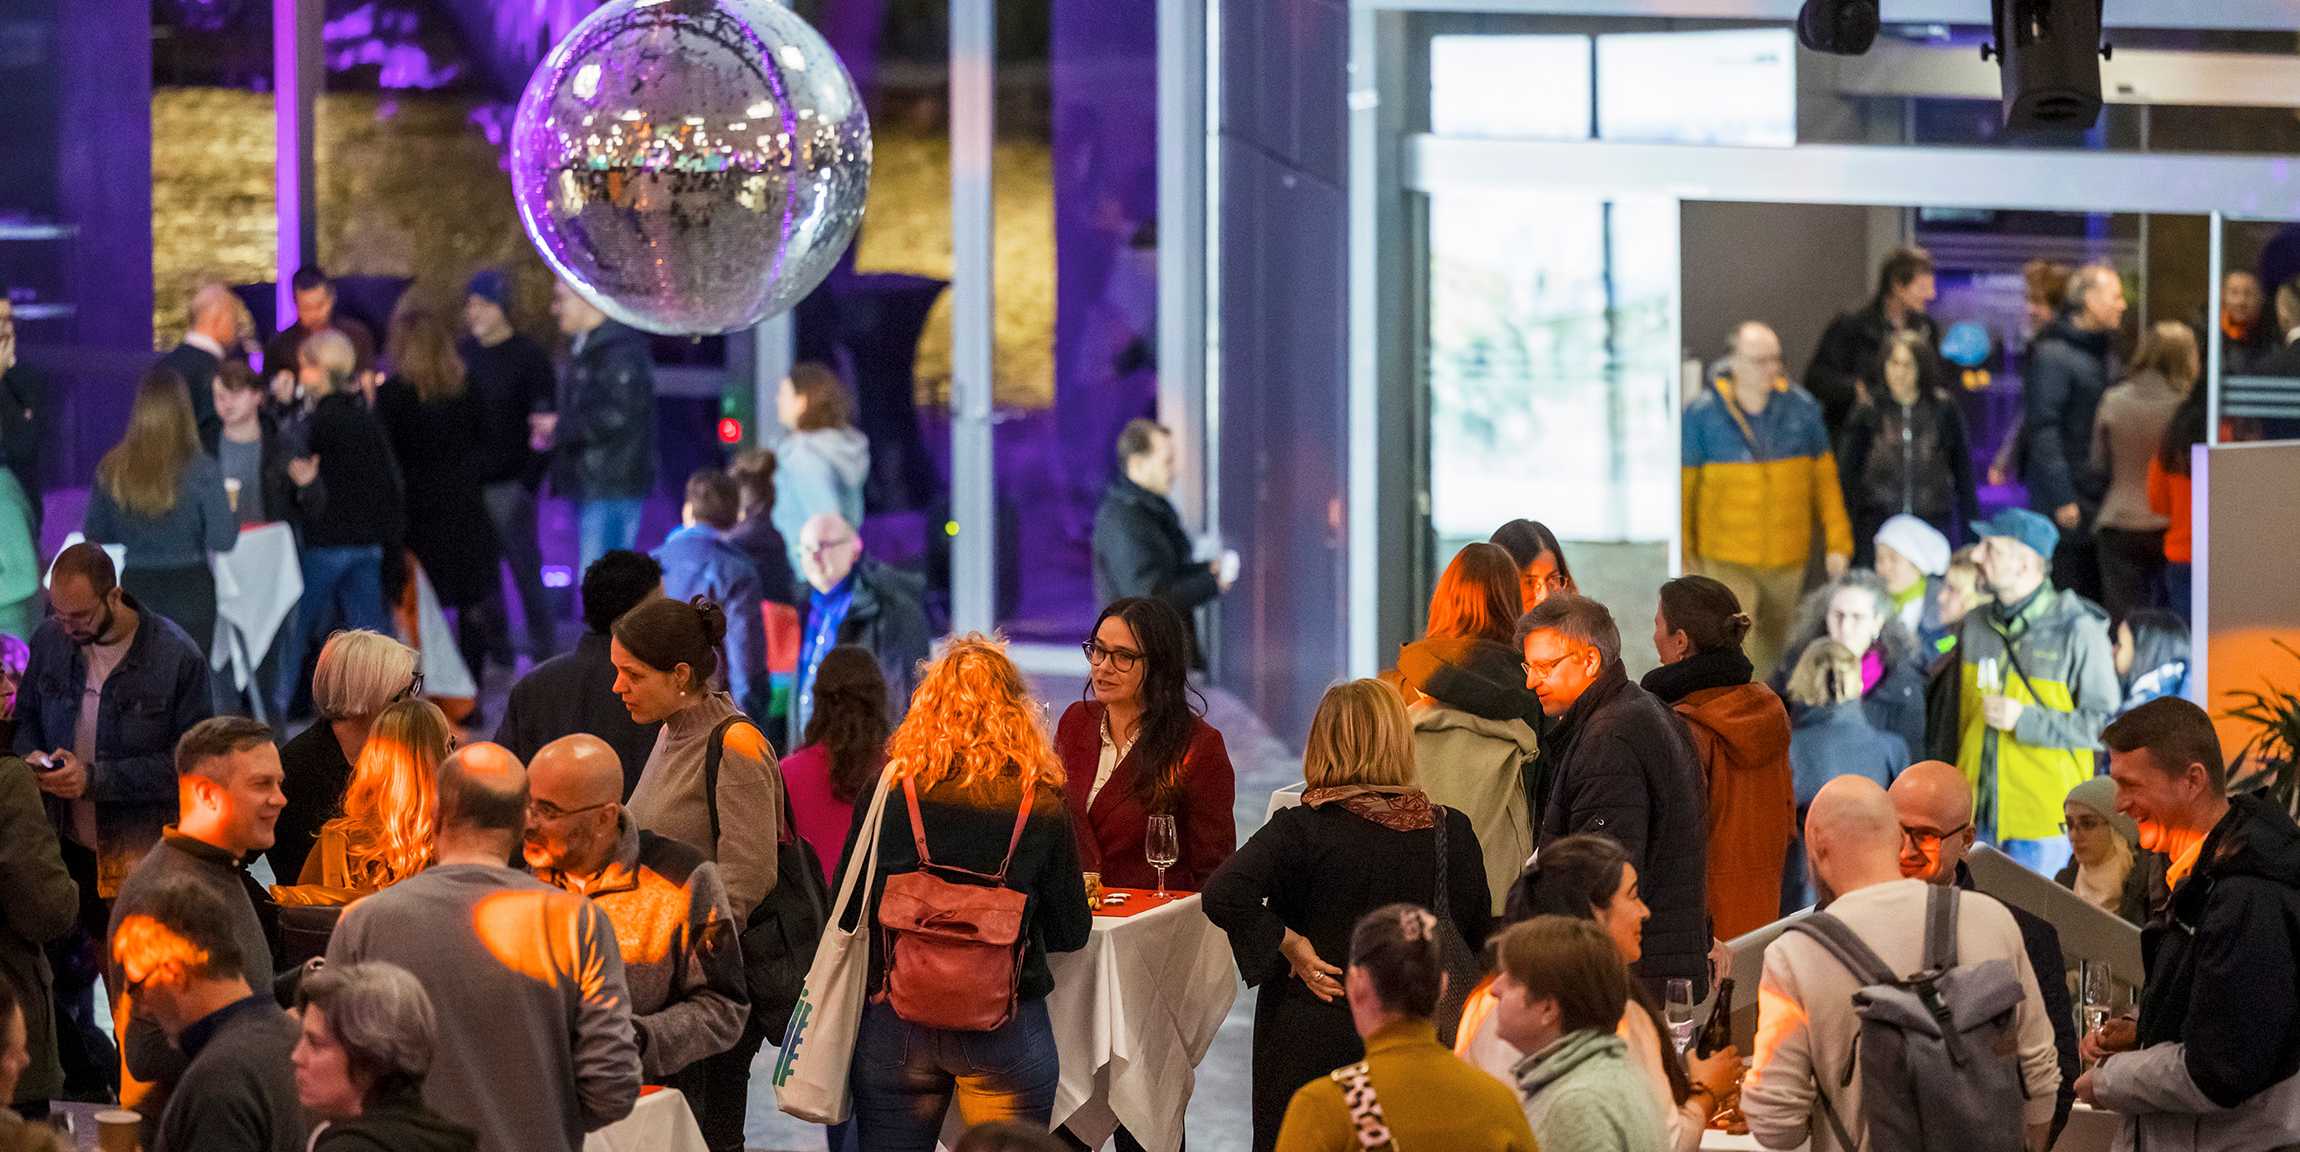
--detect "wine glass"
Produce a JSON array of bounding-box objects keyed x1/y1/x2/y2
[
  {"x1": 2079, "y1": 961, "x2": 2114, "y2": 1062},
  {"x1": 1665, "y1": 978, "x2": 1698, "y2": 1057},
  {"x1": 1145, "y1": 815, "x2": 1180, "y2": 898}
]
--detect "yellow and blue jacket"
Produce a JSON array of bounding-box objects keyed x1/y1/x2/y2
[{"x1": 1682, "y1": 378, "x2": 1853, "y2": 569}]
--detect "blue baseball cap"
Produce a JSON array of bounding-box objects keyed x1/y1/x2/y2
[
  {"x1": 1971, "y1": 507, "x2": 2060, "y2": 562},
  {"x1": 466, "y1": 268, "x2": 512, "y2": 313}
]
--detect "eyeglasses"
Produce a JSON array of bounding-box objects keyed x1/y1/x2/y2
[
  {"x1": 391, "y1": 670, "x2": 425, "y2": 703},
  {"x1": 1083, "y1": 640, "x2": 1144, "y2": 673},
  {"x1": 802, "y1": 537, "x2": 855, "y2": 560},
  {"x1": 2065, "y1": 815, "x2": 2110, "y2": 835},
  {"x1": 1901, "y1": 822, "x2": 1971, "y2": 854},
  {"x1": 528, "y1": 799, "x2": 613, "y2": 823},
  {"x1": 1522, "y1": 649, "x2": 1583, "y2": 681},
  {"x1": 1529, "y1": 572, "x2": 1572, "y2": 594}
]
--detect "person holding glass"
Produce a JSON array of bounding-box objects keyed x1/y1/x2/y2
[
  {"x1": 1054, "y1": 597, "x2": 1237, "y2": 894},
  {"x1": 1202, "y1": 679, "x2": 1492, "y2": 1152},
  {"x1": 1453, "y1": 835, "x2": 1740, "y2": 1152}
]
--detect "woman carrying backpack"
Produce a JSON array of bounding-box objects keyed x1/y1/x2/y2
[{"x1": 839, "y1": 635, "x2": 1092, "y2": 1148}]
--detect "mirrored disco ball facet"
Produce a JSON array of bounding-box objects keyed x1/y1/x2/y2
[{"x1": 511, "y1": 0, "x2": 872, "y2": 335}]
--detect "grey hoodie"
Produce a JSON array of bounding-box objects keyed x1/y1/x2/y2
[
  {"x1": 771, "y1": 426, "x2": 871, "y2": 575},
  {"x1": 1514, "y1": 1029, "x2": 1667, "y2": 1152}
]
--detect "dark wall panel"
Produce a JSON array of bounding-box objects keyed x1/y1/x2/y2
[{"x1": 1214, "y1": 0, "x2": 1350, "y2": 747}]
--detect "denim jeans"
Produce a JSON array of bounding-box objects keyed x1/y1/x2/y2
[
  {"x1": 1995, "y1": 835, "x2": 2073, "y2": 879},
  {"x1": 288, "y1": 545, "x2": 391, "y2": 711},
  {"x1": 482, "y1": 481, "x2": 557, "y2": 660},
  {"x1": 849, "y1": 998, "x2": 1058, "y2": 1152},
  {"x1": 578, "y1": 498, "x2": 647, "y2": 576}
]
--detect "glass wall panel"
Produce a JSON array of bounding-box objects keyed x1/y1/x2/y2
[{"x1": 1426, "y1": 189, "x2": 1677, "y2": 663}]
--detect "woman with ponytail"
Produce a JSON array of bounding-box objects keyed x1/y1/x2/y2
[
  {"x1": 610, "y1": 594, "x2": 784, "y2": 1149},
  {"x1": 1642, "y1": 576, "x2": 1795, "y2": 941}
]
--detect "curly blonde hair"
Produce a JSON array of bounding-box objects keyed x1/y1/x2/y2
[
  {"x1": 323, "y1": 698, "x2": 451, "y2": 890},
  {"x1": 883, "y1": 634, "x2": 1064, "y2": 794}
]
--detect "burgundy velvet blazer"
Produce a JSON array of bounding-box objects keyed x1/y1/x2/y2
[{"x1": 1053, "y1": 700, "x2": 1238, "y2": 891}]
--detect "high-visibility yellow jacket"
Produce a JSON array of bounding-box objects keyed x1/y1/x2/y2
[
  {"x1": 1956, "y1": 586, "x2": 2121, "y2": 843},
  {"x1": 1682, "y1": 378, "x2": 1853, "y2": 569}
]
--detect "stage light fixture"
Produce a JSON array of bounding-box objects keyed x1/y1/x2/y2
[
  {"x1": 1982, "y1": 0, "x2": 2108, "y2": 130},
  {"x1": 1795, "y1": 0, "x2": 1881, "y2": 56}
]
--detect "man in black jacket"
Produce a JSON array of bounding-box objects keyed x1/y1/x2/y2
[
  {"x1": 159, "y1": 282, "x2": 246, "y2": 453},
  {"x1": 2020, "y1": 263, "x2": 2124, "y2": 604},
  {"x1": 1091, "y1": 419, "x2": 1235, "y2": 665},
  {"x1": 2078, "y1": 698, "x2": 2300, "y2": 1147},
  {"x1": 496, "y1": 551, "x2": 664, "y2": 798},
  {"x1": 1517, "y1": 594, "x2": 1709, "y2": 996},
  {"x1": 552, "y1": 280, "x2": 658, "y2": 574},
  {"x1": 1804, "y1": 245, "x2": 1942, "y2": 439},
  {"x1": 1890, "y1": 759, "x2": 2077, "y2": 1143},
  {"x1": 794, "y1": 513, "x2": 930, "y2": 747}
]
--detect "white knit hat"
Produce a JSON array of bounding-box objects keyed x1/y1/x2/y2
[{"x1": 1875, "y1": 514, "x2": 1951, "y2": 577}]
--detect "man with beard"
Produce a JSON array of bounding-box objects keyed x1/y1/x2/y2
[{"x1": 12, "y1": 542, "x2": 214, "y2": 1101}]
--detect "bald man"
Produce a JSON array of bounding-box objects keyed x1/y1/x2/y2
[
  {"x1": 1891, "y1": 761, "x2": 2078, "y2": 1140},
  {"x1": 329, "y1": 743, "x2": 640, "y2": 1152},
  {"x1": 1681, "y1": 320, "x2": 1853, "y2": 677},
  {"x1": 1743, "y1": 777, "x2": 2060, "y2": 1152},
  {"x1": 160, "y1": 281, "x2": 246, "y2": 451},
  {"x1": 525, "y1": 735, "x2": 747, "y2": 1147}
]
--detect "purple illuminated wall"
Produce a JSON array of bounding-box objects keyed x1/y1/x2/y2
[{"x1": 1051, "y1": 0, "x2": 1159, "y2": 533}]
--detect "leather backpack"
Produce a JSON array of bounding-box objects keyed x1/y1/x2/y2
[{"x1": 875, "y1": 772, "x2": 1035, "y2": 1032}]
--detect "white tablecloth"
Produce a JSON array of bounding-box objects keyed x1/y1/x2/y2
[
  {"x1": 1004, "y1": 894, "x2": 1237, "y2": 1152},
  {"x1": 585, "y1": 1087, "x2": 708, "y2": 1152},
  {"x1": 211, "y1": 522, "x2": 302, "y2": 699},
  {"x1": 1698, "y1": 1102, "x2": 2118, "y2": 1151}
]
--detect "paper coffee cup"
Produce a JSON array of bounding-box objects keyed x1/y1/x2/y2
[{"x1": 96, "y1": 1108, "x2": 141, "y2": 1152}]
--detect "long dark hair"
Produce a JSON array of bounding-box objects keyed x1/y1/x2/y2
[
  {"x1": 1489, "y1": 519, "x2": 1576, "y2": 590},
  {"x1": 1503, "y1": 835, "x2": 1694, "y2": 1104},
  {"x1": 802, "y1": 645, "x2": 889, "y2": 804},
  {"x1": 2122, "y1": 609, "x2": 2190, "y2": 688},
  {"x1": 2160, "y1": 384, "x2": 2209, "y2": 476},
  {"x1": 1088, "y1": 597, "x2": 1203, "y2": 812}
]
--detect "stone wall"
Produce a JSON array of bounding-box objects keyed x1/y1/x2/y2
[{"x1": 150, "y1": 86, "x2": 1054, "y2": 408}]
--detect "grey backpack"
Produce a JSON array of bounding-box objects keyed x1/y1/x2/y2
[{"x1": 1784, "y1": 884, "x2": 2030, "y2": 1152}]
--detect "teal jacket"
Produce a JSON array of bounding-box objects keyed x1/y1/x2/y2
[{"x1": 1515, "y1": 1029, "x2": 1668, "y2": 1152}]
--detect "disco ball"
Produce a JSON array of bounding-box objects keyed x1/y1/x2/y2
[{"x1": 510, "y1": 0, "x2": 872, "y2": 336}]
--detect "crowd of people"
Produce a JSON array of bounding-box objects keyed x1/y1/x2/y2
[{"x1": 0, "y1": 245, "x2": 2291, "y2": 1152}]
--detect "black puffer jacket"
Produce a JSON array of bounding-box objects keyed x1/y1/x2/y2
[
  {"x1": 1536, "y1": 660, "x2": 1710, "y2": 995},
  {"x1": 1385, "y1": 636, "x2": 1545, "y2": 729},
  {"x1": 2135, "y1": 793, "x2": 2300, "y2": 1107},
  {"x1": 2022, "y1": 318, "x2": 2114, "y2": 515},
  {"x1": 1837, "y1": 387, "x2": 1979, "y2": 559},
  {"x1": 555, "y1": 321, "x2": 658, "y2": 501}
]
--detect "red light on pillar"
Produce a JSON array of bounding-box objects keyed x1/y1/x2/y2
[{"x1": 717, "y1": 417, "x2": 743, "y2": 444}]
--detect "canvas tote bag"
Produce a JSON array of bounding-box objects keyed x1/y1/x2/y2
[{"x1": 772, "y1": 763, "x2": 898, "y2": 1124}]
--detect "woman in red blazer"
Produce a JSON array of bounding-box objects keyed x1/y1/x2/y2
[{"x1": 1055, "y1": 596, "x2": 1238, "y2": 891}]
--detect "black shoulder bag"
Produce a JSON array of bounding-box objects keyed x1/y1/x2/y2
[{"x1": 704, "y1": 715, "x2": 833, "y2": 1040}]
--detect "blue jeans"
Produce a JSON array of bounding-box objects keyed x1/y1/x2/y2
[
  {"x1": 1996, "y1": 836, "x2": 2073, "y2": 879},
  {"x1": 288, "y1": 545, "x2": 391, "y2": 711},
  {"x1": 579, "y1": 498, "x2": 646, "y2": 575},
  {"x1": 849, "y1": 998, "x2": 1058, "y2": 1152}
]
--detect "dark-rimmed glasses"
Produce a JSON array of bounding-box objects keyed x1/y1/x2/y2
[{"x1": 1083, "y1": 640, "x2": 1144, "y2": 674}]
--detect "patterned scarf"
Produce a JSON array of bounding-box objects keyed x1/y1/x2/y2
[{"x1": 1302, "y1": 784, "x2": 1435, "y2": 831}]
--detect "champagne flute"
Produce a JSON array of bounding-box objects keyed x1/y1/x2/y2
[
  {"x1": 1145, "y1": 814, "x2": 1180, "y2": 898},
  {"x1": 1665, "y1": 978, "x2": 1698, "y2": 1057},
  {"x1": 2079, "y1": 961, "x2": 2113, "y2": 1062}
]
